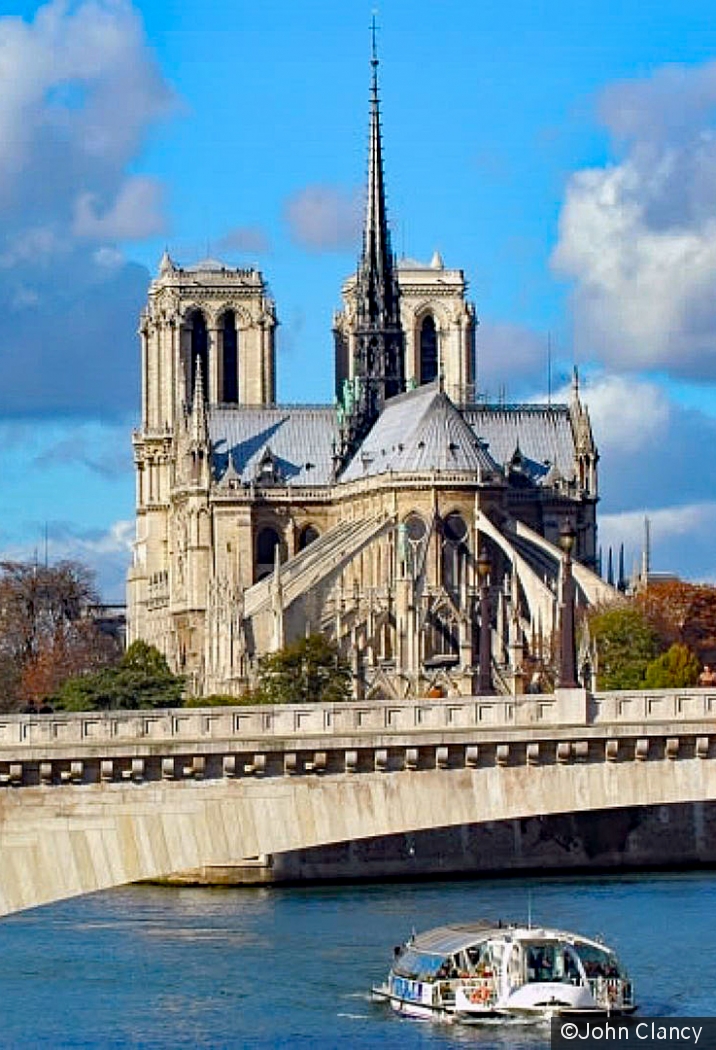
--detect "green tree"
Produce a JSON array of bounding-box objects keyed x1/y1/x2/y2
[
  {"x1": 589, "y1": 603, "x2": 661, "y2": 690},
  {"x1": 55, "y1": 640, "x2": 184, "y2": 711},
  {"x1": 255, "y1": 634, "x2": 351, "y2": 704},
  {"x1": 644, "y1": 643, "x2": 700, "y2": 689},
  {"x1": 184, "y1": 693, "x2": 240, "y2": 707}
]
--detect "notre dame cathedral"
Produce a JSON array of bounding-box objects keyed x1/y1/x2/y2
[{"x1": 127, "y1": 43, "x2": 612, "y2": 700}]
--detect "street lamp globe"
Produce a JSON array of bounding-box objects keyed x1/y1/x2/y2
[{"x1": 559, "y1": 521, "x2": 576, "y2": 555}]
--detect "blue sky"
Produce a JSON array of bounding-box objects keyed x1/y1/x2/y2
[{"x1": 3, "y1": 0, "x2": 716, "y2": 597}]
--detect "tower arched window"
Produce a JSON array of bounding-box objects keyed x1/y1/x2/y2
[
  {"x1": 255, "y1": 526, "x2": 283, "y2": 582},
  {"x1": 420, "y1": 315, "x2": 438, "y2": 385},
  {"x1": 402, "y1": 513, "x2": 428, "y2": 576},
  {"x1": 221, "y1": 310, "x2": 238, "y2": 404},
  {"x1": 442, "y1": 512, "x2": 468, "y2": 600},
  {"x1": 298, "y1": 525, "x2": 320, "y2": 551},
  {"x1": 188, "y1": 310, "x2": 209, "y2": 403}
]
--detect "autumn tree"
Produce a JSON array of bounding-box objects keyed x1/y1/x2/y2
[
  {"x1": 636, "y1": 581, "x2": 716, "y2": 664},
  {"x1": 254, "y1": 634, "x2": 352, "y2": 705},
  {"x1": 0, "y1": 560, "x2": 120, "y2": 711}
]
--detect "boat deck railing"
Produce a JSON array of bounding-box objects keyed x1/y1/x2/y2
[{"x1": 588, "y1": 977, "x2": 633, "y2": 1009}]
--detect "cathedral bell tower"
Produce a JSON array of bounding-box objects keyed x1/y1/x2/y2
[
  {"x1": 128, "y1": 254, "x2": 277, "y2": 653},
  {"x1": 334, "y1": 25, "x2": 405, "y2": 467}
]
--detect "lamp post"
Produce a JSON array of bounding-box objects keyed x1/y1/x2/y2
[
  {"x1": 558, "y1": 521, "x2": 578, "y2": 689},
  {"x1": 477, "y1": 547, "x2": 493, "y2": 695}
]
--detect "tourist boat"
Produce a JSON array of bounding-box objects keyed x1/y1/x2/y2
[{"x1": 372, "y1": 921, "x2": 636, "y2": 1022}]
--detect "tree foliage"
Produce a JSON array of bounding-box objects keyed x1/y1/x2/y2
[
  {"x1": 636, "y1": 581, "x2": 716, "y2": 663},
  {"x1": 589, "y1": 603, "x2": 662, "y2": 690},
  {"x1": 184, "y1": 693, "x2": 240, "y2": 707},
  {"x1": 644, "y1": 643, "x2": 701, "y2": 689},
  {"x1": 54, "y1": 640, "x2": 184, "y2": 711},
  {"x1": 0, "y1": 559, "x2": 119, "y2": 710},
  {"x1": 254, "y1": 634, "x2": 352, "y2": 705}
]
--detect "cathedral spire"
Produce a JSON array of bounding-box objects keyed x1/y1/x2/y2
[
  {"x1": 336, "y1": 19, "x2": 405, "y2": 472},
  {"x1": 360, "y1": 17, "x2": 392, "y2": 302}
]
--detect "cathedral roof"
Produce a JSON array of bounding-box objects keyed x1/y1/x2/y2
[
  {"x1": 462, "y1": 404, "x2": 576, "y2": 482},
  {"x1": 191, "y1": 257, "x2": 230, "y2": 272},
  {"x1": 340, "y1": 383, "x2": 501, "y2": 482},
  {"x1": 210, "y1": 406, "x2": 338, "y2": 487}
]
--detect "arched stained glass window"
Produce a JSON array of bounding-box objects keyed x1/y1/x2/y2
[{"x1": 442, "y1": 512, "x2": 469, "y2": 599}]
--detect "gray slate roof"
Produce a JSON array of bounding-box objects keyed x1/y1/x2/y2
[
  {"x1": 210, "y1": 406, "x2": 338, "y2": 487},
  {"x1": 341, "y1": 384, "x2": 501, "y2": 482},
  {"x1": 207, "y1": 395, "x2": 577, "y2": 491},
  {"x1": 463, "y1": 405, "x2": 576, "y2": 481}
]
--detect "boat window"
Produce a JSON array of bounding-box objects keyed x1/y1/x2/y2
[
  {"x1": 393, "y1": 949, "x2": 447, "y2": 980},
  {"x1": 525, "y1": 941, "x2": 580, "y2": 984},
  {"x1": 526, "y1": 943, "x2": 557, "y2": 982},
  {"x1": 572, "y1": 943, "x2": 623, "y2": 979},
  {"x1": 466, "y1": 943, "x2": 495, "y2": 975},
  {"x1": 563, "y1": 945, "x2": 583, "y2": 984}
]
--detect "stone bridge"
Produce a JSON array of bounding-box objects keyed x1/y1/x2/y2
[{"x1": 1, "y1": 686, "x2": 716, "y2": 916}]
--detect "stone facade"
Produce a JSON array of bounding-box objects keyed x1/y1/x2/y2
[{"x1": 127, "y1": 48, "x2": 609, "y2": 700}]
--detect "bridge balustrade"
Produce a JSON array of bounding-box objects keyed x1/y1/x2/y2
[{"x1": 0, "y1": 688, "x2": 715, "y2": 753}]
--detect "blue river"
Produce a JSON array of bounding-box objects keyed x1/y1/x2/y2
[{"x1": 0, "y1": 871, "x2": 714, "y2": 1049}]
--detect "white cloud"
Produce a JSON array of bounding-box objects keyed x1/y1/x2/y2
[
  {"x1": 0, "y1": 0, "x2": 174, "y2": 416},
  {"x1": 476, "y1": 321, "x2": 547, "y2": 396},
  {"x1": 576, "y1": 373, "x2": 670, "y2": 454},
  {"x1": 0, "y1": 519, "x2": 133, "y2": 600},
  {"x1": 553, "y1": 59, "x2": 716, "y2": 380},
  {"x1": 9, "y1": 285, "x2": 39, "y2": 310},
  {"x1": 601, "y1": 502, "x2": 716, "y2": 548},
  {"x1": 0, "y1": 0, "x2": 173, "y2": 199},
  {"x1": 32, "y1": 422, "x2": 133, "y2": 478},
  {"x1": 284, "y1": 184, "x2": 361, "y2": 252},
  {"x1": 72, "y1": 176, "x2": 165, "y2": 241},
  {"x1": 600, "y1": 502, "x2": 716, "y2": 582},
  {"x1": 216, "y1": 225, "x2": 271, "y2": 256}
]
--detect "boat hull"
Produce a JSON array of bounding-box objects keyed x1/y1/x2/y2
[{"x1": 373, "y1": 983, "x2": 637, "y2": 1024}]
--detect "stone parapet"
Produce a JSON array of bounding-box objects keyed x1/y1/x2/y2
[{"x1": 1, "y1": 687, "x2": 714, "y2": 755}]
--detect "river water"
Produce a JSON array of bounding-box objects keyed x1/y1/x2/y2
[{"x1": 0, "y1": 871, "x2": 713, "y2": 1049}]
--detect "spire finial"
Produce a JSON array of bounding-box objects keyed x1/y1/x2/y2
[
  {"x1": 371, "y1": 11, "x2": 379, "y2": 70},
  {"x1": 190, "y1": 354, "x2": 208, "y2": 446}
]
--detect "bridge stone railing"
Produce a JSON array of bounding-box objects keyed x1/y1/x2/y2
[
  {"x1": 0, "y1": 687, "x2": 714, "y2": 753},
  {"x1": 0, "y1": 686, "x2": 712, "y2": 788}
]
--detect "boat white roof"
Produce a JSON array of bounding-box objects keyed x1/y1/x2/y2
[{"x1": 408, "y1": 923, "x2": 610, "y2": 957}]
